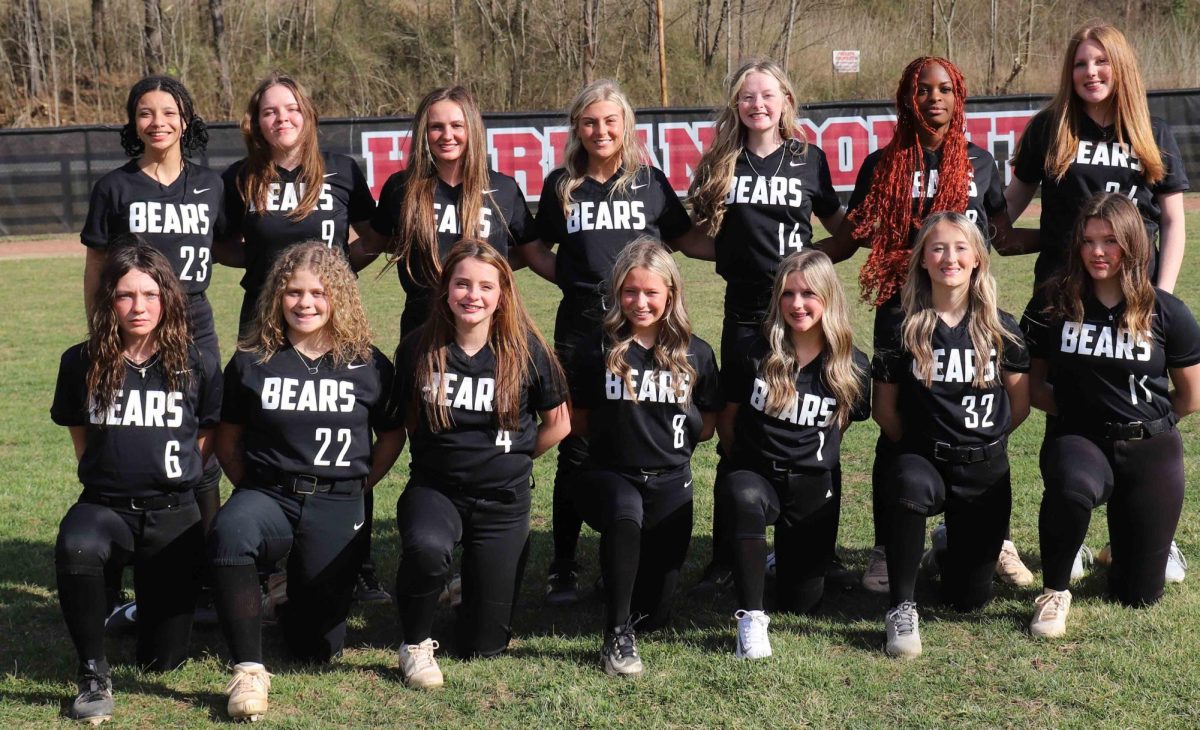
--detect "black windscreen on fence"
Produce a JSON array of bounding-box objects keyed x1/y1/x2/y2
[{"x1": 2, "y1": 90, "x2": 1198, "y2": 238}]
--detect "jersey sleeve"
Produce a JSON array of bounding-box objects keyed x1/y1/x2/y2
[
  {"x1": 567, "y1": 333, "x2": 604, "y2": 409},
  {"x1": 1158, "y1": 291, "x2": 1200, "y2": 368},
  {"x1": 999, "y1": 311, "x2": 1032, "y2": 374},
  {"x1": 810, "y1": 147, "x2": 843, "y2": 220},
  {"x1": 534, "y1": 170, "x2": 568, "y2": 247},
  {"x1": 850, "y1": 349, "x2": 873, "y2": 422},
  {"x1": 1152, "y1": 119, "x2": 1190, "y2": 195},
  {"x1": 368, "y1": 348, "x2": 405, "y2": 433},
  {"x1": 977, "y1": 149, "x2": 1006, "y2": 218},
  {"x1": 388, "y1": 335, "x2": 419, "y2": 422},
  {"x1": 51, "y1": 345, "x2": 89, "y2": 427},
  {"x1": 345, "y1": 156, "x2": 378, "y2": 223},
  {"x1": 501, "y1": 175, "x2": 537, "y2": 246},
  {"x1": 195, "y1": 348, "x2": 224, "y2": 429},
  {"x1": 870, "y1": 309, "x2": 906, "y2": 382},
  {"x1": 845, "y1": 150, "x2": 880, "y2": 215},
  {"x1": 220, "y1": 354, "x2": 252, "y2": 424},
  {"x1": 221, "y1": 162, "x2": 247, "y2": 238},
  {"x1": 719, "y1": 335, "x2": 755, "y2": 404},
  {"x1": 1020, "y1": 291, "x2": 1054, "y2": 360},
  {"x1": 1012, "y1": 111, "x2": 1050, "y2": 185},
  {"x1": 692, "y1": 339, "x2": 723, "y2": 413},
  {"x1": 370, "y1": 171, "x2": 404, "y2": 238},
  {"x1": 650, "y1": 167, "x2": 693, "y2": 241},
  {"x1": 80, "y1": 177, "x2": 114, "y2": 249},
  {"x1": 529, "y1": 339, "x2": 567, "y2": 412}
]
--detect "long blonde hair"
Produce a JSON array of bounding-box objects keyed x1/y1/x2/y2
[
  {"x1": 1037, "y1": 21, "x2": 1164, "y2": 184},
  {"x1": 689, "y1": 59, "x2": 807, "y2": 235},
  {"x1": 901, "y1": 213, "x2": 1021, "y2": 389},
  {"x1": 601, "y1": 238, "x2": 695, "y2": 403},
  {"x1": 1045, "y1": 192, "x2": 1154, "y2": 343},
  {"x1": 760, "y1": 250, "x2": 863, "y2": 426},
  {"x1": 240, "y1": 241, "x2": 373, "y2": 367},
  {"x1": 412, "y1": 240, "x2": 564, "y2": 432},
  {"x1": 386, "y1": 87, "x2": 499, "y2": 291},
  {"x1": 237, "y1": 73, "x2": 326, "y2": 221},
  {"x1": 557, "y1": 80, "x2": 644, "y2": 214}
]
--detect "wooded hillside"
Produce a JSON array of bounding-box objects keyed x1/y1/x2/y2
[{"x1": 2, "y1": 0, "x2": 1199, "y2": 128}]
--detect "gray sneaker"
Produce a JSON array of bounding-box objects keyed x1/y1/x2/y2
[
  {"x1": 602, "y1": 621, "x2": 644, "y2": 677},
  {"x1": 68, "y1": 660, "x2": 113, "y2": 725},
  {"x1": 885, "y1": 601, "x2": 922, "y2": 658},
  {"x1": 1166, "y1": 541, "x2": 1187, "y2": 584}
]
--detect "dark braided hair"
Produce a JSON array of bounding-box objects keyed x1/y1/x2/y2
[
  {"x1": 851, "y1": 57, "x2": 971, "y2": 306},
  {"x1": 119, "y1": 75, "x2": 209, "y2": 157}
]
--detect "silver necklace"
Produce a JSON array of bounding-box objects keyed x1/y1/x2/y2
[
  {"x1": 294, "y1": 348, "x2": 321, "y2": 375},
  {"x1": 123, "y1": 353, "x2": 159, "y2": 379},
  {"x1": 743, "y1": 147, "x2": 785, "y2": 179}
]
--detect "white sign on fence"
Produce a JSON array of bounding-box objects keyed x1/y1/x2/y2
[{"x1": 833, "y1": 50, "x2": 860, "y2": 73}]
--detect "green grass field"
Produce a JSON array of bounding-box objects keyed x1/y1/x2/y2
[{"x1": 2, "y1": 234, "x2": 1199, "y2": 727}]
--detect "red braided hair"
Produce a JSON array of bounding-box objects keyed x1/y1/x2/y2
[{"x1": 852, "y1": 57, "x2": 973, "y2": 306}]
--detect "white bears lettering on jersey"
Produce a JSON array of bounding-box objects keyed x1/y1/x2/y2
[
  {"x1": 423, "y1": 373, "x2": 496, "y2": 412},
  {"x1": 433, "y1": 203, "x2": 494, "y2": 237},
  {"x1": 251, "y1": 181, "x2": 335, "y2": 212},
  {"x1": 90, "y1": 389, "x2": 184, "y2": 428},
  {"x1": 749, "y1": 377, "x2": 835, "y2": 427},
  {"x1": 565, "y1": 200, "x2": 647, "y2": 233},
  {"x1": 911, "y1": 348, "x2": 999, "y2": 383},
  {"x1": 604, "y1": 369, "x2": 691, "y2": 403},
  {"x1": 128, "y1": 202, "x2": 212, "y2": 235},
  {"x1": 725, "y1": 175, "x2": 805, "y2": 207},
  {"x1": 1060, "y1": 322, "x2": 1152, "y2": 361},
  {"x1": 910, "y1": 169, "x2": 979, "y2": 200},
  {"x1": 260, "y1": 377, "x2": 356, "y2": 412},
  {"x1": 1074, "y1": 140, "x2": 1143, "y2": 171}
]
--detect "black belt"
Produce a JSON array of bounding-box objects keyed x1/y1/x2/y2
[
  {"x1": 81, "y1": 489, "x2": 194, "y2": 511},
  {"x1": 253, "y1": 466, "x2": 363, "y2": 496},
  {"x1": 929, "y1": 437, "x2": 1006, "y2": 465},
  {"x1": 734, "y1": 452, "x2": 818, "y2": 478},
  {"x1": 1100, "y1": 413, "x2": 1176, "y2": 441}
]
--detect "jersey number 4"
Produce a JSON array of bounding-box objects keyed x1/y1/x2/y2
[{"x1": 496, "y1": 430, "x2": 513, "y2": 453}]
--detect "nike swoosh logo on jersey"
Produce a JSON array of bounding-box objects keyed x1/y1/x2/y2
[
  {"x1": 683, "y1": 480, "x2": 692, "y2": 489},
  {"x1": 353, "y1": 520, "x2": 365, "y2": 531},
  {"x1": 324, "y1": 173, "x2": 338, "y2": 178},
  {"x1": 825, "y1": 489, "x2": 833, "y2": 498},
  {"x1": 631, "y1": 182, "x2": 648, "y2": 189},
  {"x1": 193, "y1": 188, "x2": 210, "y2": 194},
  {"x1": 347, "y1": 362, "x2": 369, "y2": 369},
  {"x1": 789, "y1": 160, "x2": 806, "y2": 167},
  {"x1": 483, "y1": 188, "x2": 499, "y2": 194}
]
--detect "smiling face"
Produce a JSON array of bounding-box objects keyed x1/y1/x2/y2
[
  {"x1": 619, "y1": 267, "x2": 670, "y2": 336},
  {"x1": 1073, "y1": 38, "x2": 1113, "y2": 110},
  {"x1": 915, "y1": 62, "x2": 956, "y2": 131},
  {"x1": 577, "y1": 100, "x2": 625, "y2": 167},
  {"x1": 736, "y1": 71, "x2": 788, "y2": 137},
  {"x1": 113, "y1": 269, "x2": 163, "y2": 341},
  {"x1": 258, "y1": 84, "x2": 305, "y2": 155},
  {"x1": 448, "y1": 256, "x2": 501, "y2": 328},
  {"x1": 1080, "y1": 217, "x2": 1124, "y2": 282},
  {"x1": 921, "y1": 220, "x2": 980, "y2": 289},
  {"x1": 135, "y1": 90, "x2": 185, "y2": 155},
  {"x1": 427, "y1": 100, "x2": 469, "y2": 167},
  {"x1": 282, "y1": 267, "x2": 331, "y2": 336},
  {"x1": 779, "y1": 271, "x2": 825, "y2": 334}
]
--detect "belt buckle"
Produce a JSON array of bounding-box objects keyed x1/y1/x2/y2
[
  {"x1": 292, "y1": 474, "x2": 320, "y2": 495},
  {"x1": 932, "y1": 442, "x2": 953, "y2": 462},
  {"x1": 128, "y1": 497, "x2": 148, "y2": 511}
]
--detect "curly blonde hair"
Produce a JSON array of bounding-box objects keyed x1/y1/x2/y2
[{"x1": 240, "y1": 241, "x2": 373, "y2": 366}]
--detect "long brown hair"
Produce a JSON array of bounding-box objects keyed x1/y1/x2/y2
[
  {"x1": 557, "y1": 79, "x2": 644, "y2": 214},
  {"x1": 87, "y1": 238, "x2": 192, "y2": 417},
  {"x1": 853, "y1": 57, "x2": 972, "y2": 307},
  {"x1": 901, "y1": 213, "x2": 1021, "y2": 389},
  {"x1": 1035, "y1": 21, "x2": 1164, "y2": 184},
  {"x1": 412, "y1": 240, "x2": 563, "y2": 431},
  {"x1": 386, "y1": 87, "x2": 498, "y2": 290},
  {"x1": 601, "y1": 238, "x2": 695, "y2": 403},
  {"x1": 236, "y1": 72, "x2": 326, "y2": 221},
  {"x1": 240, "y1": 241, "x2": 374, "y2": 367},
  {"x1": 689, "y1": 59, "x2": 807, "y2": 235},
  {"x1": 760, "y1": 250, "x2": 864, "y2": 427},
  {"x1": 1045, "y1": 193, "x2": 1155, "y2": 342}
]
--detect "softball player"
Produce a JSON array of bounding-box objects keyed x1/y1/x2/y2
[
  {"x1": 53, "y1": 242, "x2": 221, "y2": 724},
  {"x1": 208, "y1": 242, "x2": 404, "y2": 721},
  {"x1": 1023, "y1": 193, "x2": 1200, "y2": 639},
  {"x1": 716, "y1": 250, "x2": 870, "y2": 659},
  {"x1": 365, "y1": 86, "x2": 537, "y2": 339},
  {"x1": 872, "y1": 212, "x2": 1030, "y2": 658},
  {"x1": 570, "y1": 240, "x2": 721, "y2": 676},
  {"x1": 820, "y1": 57, "x2": 1024, "y2": 592},
  {"x1": 533, "y1": 80, "x2": 695, "y2": 605},
  {"x1": 392, "y1": 240, "x2": 569, "y2": 688},
  {"x1": 683, "y1": 59, "x2": 846, "y2": 590}
]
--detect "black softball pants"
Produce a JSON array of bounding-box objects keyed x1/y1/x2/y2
[
  {"x1": 209, "y1": 485, "x2": 365, "y2": 664},
  {"x1": 574, "y1": 465, "x2": 694, "y2": 630},
  {"x1": 396, "y1": 480, "x2": 531, "y2": 658},
  {"x1": 716, "y1": 462, "x2": 839, "y2": 614},
  {"x1": 1039, "y1": 428, "x2": 1184, "y2": 605},
  {"x1": 56, "y1": 492, "x2": 202, "y2": 671},
  {"x1": 550, "y1": 294, "x2": 605, "y2": 572},
  {"x1": 885, "y1": 449, "x2": 1011, "y2": 611}
]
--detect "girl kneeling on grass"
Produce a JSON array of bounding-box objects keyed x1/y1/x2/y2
[
  {"x1": 209, "y1": 242, "x2": 405, "y2": 721},
  {"x1": 392, "y1": 240, "x2": 569, "y2": 688},
  {"x1": 872, "y1": 213, "x2": 1030, "y2": 658},
  {"x1": 1023, "y1": 193, "x2": 1200, "y2": 638},
  {"x1": 53, "y1": 240, "x2": 222, "y2": 724},
  {"x1": 715, "y1": 250, "x2": 870, "y2": 659},
  {"x1": 569, "y1": 239, "x2": 721, "y2": 676}
]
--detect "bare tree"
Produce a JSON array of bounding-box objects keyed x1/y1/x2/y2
[
  {"x1": 582, "y1": 0, "x2": 600, "y2": 83},
  {"x1": 20, "y1": 0, "x2": 47, "y2": 97},
  {"x1": 143, "y1": 0, "x2": 164, "y2": 74},
  {"x1": 91, "y1": 0, "x2": 108, "y2": 72},
  {"x1": 998, "y1": 0, "x2": 1037, "y2": 94},
  {"x1": 208, "y1": 0, "x2": 233, "y2": 116},
  {"x1": 933, "y1": 0, "x2": 956, "y2": 60}
]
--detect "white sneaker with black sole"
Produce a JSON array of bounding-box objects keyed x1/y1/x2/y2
[{"x1": 733, "y1": 609, "x2": 772, "y2": 659}]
